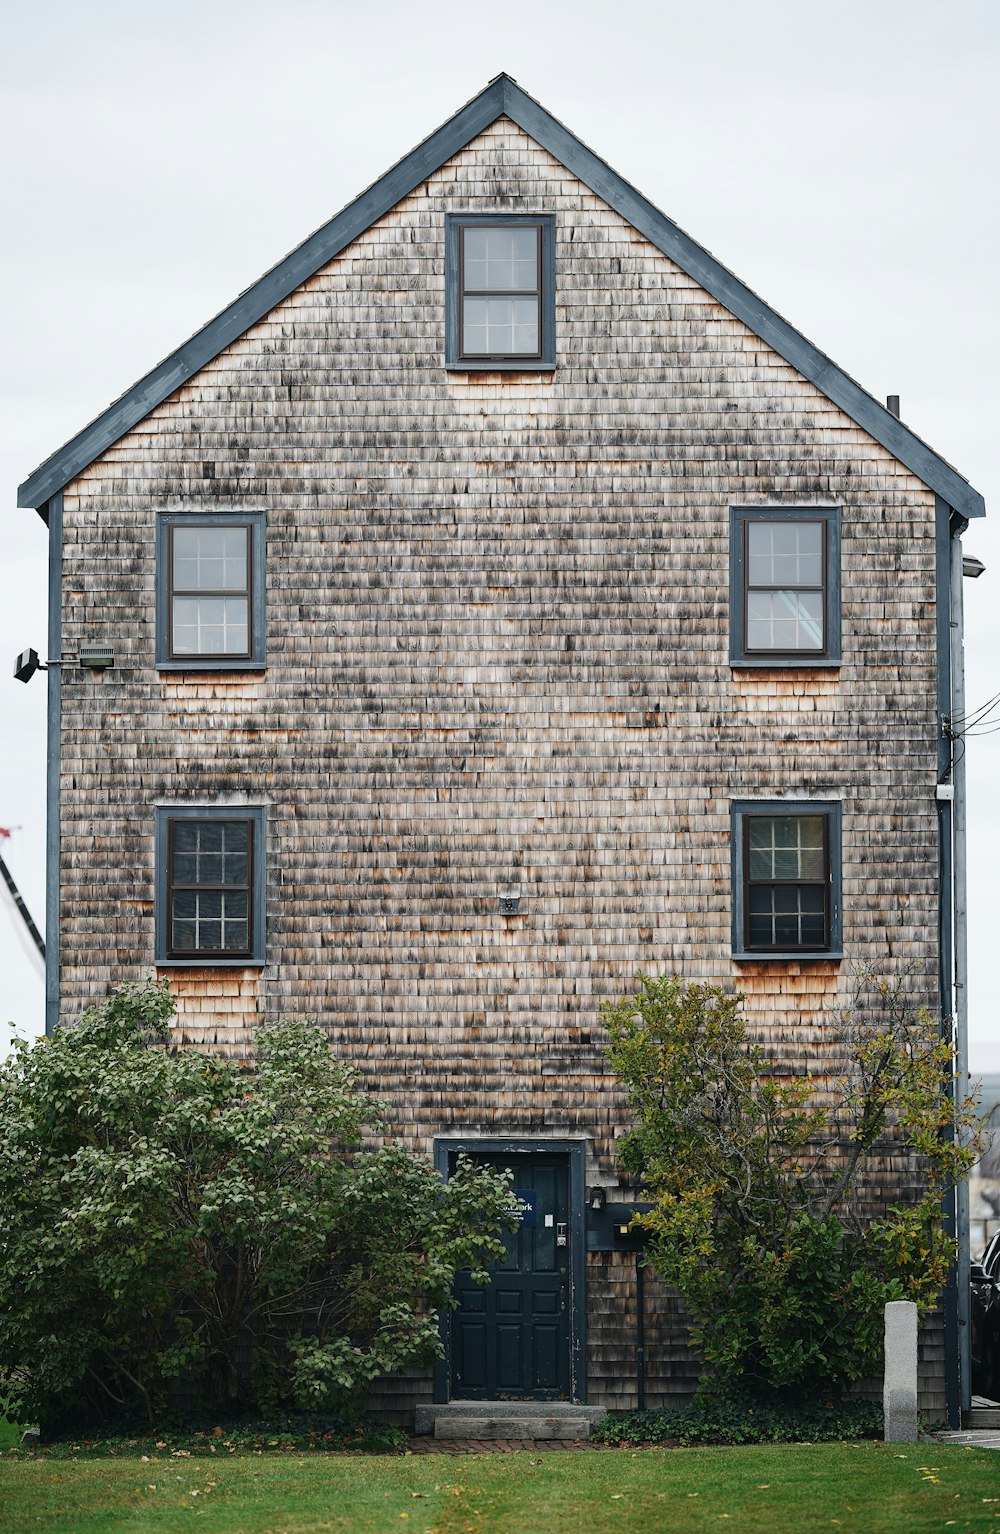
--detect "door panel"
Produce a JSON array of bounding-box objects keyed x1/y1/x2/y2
[{"x1": 450, "y1": 1152, "x2": 571, "y2": 1400}]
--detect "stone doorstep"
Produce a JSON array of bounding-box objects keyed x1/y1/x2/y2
[
  {"x1": 963, "y1": 1407, "x2": 1000, "y2": 1429},
  {"x1": 414, "y1": 1402, "x2": 607, "y2": 1441},
  {"x1": 406, "y1": 1437, "x2": 608, "y2": 1454},
  {"x1": 435, "y1": 1416, "x2": 595, "y2": 1441}
]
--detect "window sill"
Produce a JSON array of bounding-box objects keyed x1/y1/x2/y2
[
  {"x1": 733, "y1": 950, "x2": 843, "y2": 963},
  {"x1": 157, "y1": 661, "x2": 267, "y2": 673},
  {"x1": 155, "y1": 957, "x2": 266, "y2": 969},
  {"x1": 446, "y1": 360, "x2": 557, "y2": 374},
  {"x1": 730, "y1": 657, "x2": 842, "y2": 670}
]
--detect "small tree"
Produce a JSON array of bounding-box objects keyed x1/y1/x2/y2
[
  {"x1": 603, "y1": 972, "x2": 981, "y2": 1400},
  {"x1": 0, "y1": 982, "x2": 513, "y2": 1429}
]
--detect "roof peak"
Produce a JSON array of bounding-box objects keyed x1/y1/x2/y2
[{"x1": 17, "y1": 75, "x2": 984, "y2": 520}]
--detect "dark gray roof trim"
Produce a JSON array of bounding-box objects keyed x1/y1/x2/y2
[{"x1": 18, "y1": 74, "x2": 985, "y2": 519}]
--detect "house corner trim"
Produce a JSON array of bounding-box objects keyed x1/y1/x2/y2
[{"x1": 44, "y1": 491, "x2": 62, "y2": 1035}]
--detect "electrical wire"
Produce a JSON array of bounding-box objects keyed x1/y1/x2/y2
[
  {"x1": 944, "y1": 688, "x2": 1000, "y2": 741},
  {"x1": 949, "y1": 689, "x2": 1000, "y2": 725}
]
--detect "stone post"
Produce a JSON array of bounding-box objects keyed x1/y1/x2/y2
[{"x1": 884, "y1": 1300, "x2": 919, "y2": 1442}]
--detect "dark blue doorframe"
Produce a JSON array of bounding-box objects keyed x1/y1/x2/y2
[{"x1": 433, "y1": 1137, "x2": 587, "y2": 1404}]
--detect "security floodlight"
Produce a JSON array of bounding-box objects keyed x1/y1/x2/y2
[
  {"x1": 14, "y1": 647, "x2": 42, "y2": 684},
  {"x1": 13, "y1": 645, "x2": 113, "y2": 682},
  {"x1": 963, "y1": 556, "x2": 986, "y2": 579},
  {"x1": 79, "y1": 645, "x2": 114, "y2": 670}
]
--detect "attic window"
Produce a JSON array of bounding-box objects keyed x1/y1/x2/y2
[{"x1": 445, "y1": 215, "x2": 555, "y2": 371}]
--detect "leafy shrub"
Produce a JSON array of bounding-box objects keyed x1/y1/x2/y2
[
  {"x1": 9, "y1": 1412, "x2": 407, "y2": 1457},
  {"x1": 0, "y1": 1418, "x2": 23, "y2": 1452},
  {"x1": 591, "y1": 1398, "x2": 884, "y2": 1446},
  {"x1": 604, "y1": 972, "x2": 981, "y2": 1399},
  {"x1": 0, "y1": 982, "x2": 513, "y2": 1431}
]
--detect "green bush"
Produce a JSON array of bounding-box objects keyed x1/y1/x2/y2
[
  {"x1": 603, "y1": 972, "x2": 981, "y2": 1400},
  {"x1": 7, "y1": 1412, "x2": 407, "y2": 1457},
  {"x1": 0, "y1": 982, "x2": 513, "y2": 1431},
  {"x1": 0, "y1": 1417, "x2": 23, "y2": 1451},
  {"x1": 591, "y1": 1398, "x2": 885, "y2": 1446}
]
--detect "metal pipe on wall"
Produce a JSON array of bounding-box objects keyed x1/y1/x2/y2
[
  {"x1": 636, "y1": 1254, "x2": 646, "y2": 1411},
  {"x1": 950, "y1": 524, "x2": 972, "y2": 1414}
]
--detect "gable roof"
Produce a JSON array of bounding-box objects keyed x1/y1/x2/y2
[{"x1": 17, "y1": 74, "x2": 985, "y2": 520}]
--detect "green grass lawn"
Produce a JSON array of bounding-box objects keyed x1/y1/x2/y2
[{"x1": 1, "y1": 1442, "x2": 998, "y2": 1534}]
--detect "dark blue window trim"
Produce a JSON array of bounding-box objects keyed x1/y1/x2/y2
[
  {"x1": 730, "y1": 506, "x2": 841, "y2": 668},
  {"x1": 156, "y1": 511, "x2": 266, "y2": 671},
  {"x1": 445, "y1": 214, "x2": 556, "y2": 372},
  {"x1": 731, "y1": 799, "x2": 843, "y2": 960},
  {"x1": 155, "y1": 804, "x2": 266, "y2": 966}
]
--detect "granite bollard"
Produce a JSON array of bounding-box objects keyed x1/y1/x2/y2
[{"x1": 884, "y1": 1300, "x2": 919, "y2": 1442}]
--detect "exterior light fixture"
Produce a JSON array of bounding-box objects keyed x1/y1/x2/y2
[
  {"x1": 13, "y1": 644, "x2": 115, "y2": 683},
  {"x1": 963, "y1": 557, "x2": 986, "y2": 579},
  {"x1": 588, "y1": 1186, "x2": 606, "y2": 1213},
  {"x1": 499, "y1": 889, "x2": 520, "y2": 916},
  {"x1": 79, "y1": 645, "x2": 115, "y2": 670},
  {"x1": 13, "y1": 647, "x2": 43, "y2": 684}
]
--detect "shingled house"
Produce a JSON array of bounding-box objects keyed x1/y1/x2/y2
[{"x1": 17, "y1": 75, "x2": 985, "y2": 1428}]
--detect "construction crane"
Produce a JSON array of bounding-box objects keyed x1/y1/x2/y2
[{"x1": 0, "y1": 828, "x2": 44, "y2": 979}]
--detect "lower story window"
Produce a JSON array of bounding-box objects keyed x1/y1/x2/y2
[
  {"x1": 731, "y1": 800, "x2": 842, "y2": 958},
  {"x1": 155, "y1": 805, "x2": 266, "y2": 965}
]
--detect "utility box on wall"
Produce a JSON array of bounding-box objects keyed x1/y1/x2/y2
[{"x1": 586, "y1": 1203, "x2": 653, "y2": 1252}]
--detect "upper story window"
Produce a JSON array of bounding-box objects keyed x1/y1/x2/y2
[
  {"x1": 731, "y1": 800, "x2": 842, "y2": 960},
  {"x1": 155, "y1": 805, "x2": 266, "y2": 965},
  {"x1": 729, "y1": 506, "x2": 841, "y2": 667},
  {"x1": 156, "y1": 511, "x2": 266, "y2": 670},
  {"x1": 445, "y1": 215, "x2": 556, "y2": 371}
]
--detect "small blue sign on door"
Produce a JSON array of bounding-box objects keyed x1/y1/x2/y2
[{"x1": 515, "y1": 1189, "x2": 537, "y2": 1227}]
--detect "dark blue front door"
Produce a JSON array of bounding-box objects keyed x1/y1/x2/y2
[{"x1": 450, "y1": 1152, "x2": 571, "y2": 1399}]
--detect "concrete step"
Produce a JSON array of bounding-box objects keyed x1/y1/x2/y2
[
  {"x1": 414, "y1": 1401, "x2": 607, "y2": 1440},
  {"x1": 963, "y1": 1407, "x2": 1000, "y2": 1429}
]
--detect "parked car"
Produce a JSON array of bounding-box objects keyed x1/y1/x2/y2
[{"x1": 971, "y1": 1231, "x2": 1000, "y2": 1400}]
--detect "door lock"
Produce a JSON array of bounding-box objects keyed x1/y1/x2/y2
[{"x1": 556, "y1": 1222, "x2": 568, "y2": 1248}]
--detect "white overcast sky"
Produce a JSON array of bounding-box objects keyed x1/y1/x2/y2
[{"x1": 2, "y1": 0, "x2": 998, "y2": 1066}]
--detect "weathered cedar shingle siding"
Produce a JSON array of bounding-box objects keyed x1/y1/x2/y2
[{"x1": 56, "y1": 120, "x2": 943, "y2": 1410}]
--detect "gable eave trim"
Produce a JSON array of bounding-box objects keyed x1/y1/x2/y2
[
  {"x1": 17, "y1": 73, "x2": 985, "y2": 521},
  {"x1": 17, "y1": 76, "x2": 509, "y2": 511},
  {"x1": 503, "y1": 79, "x2": 985, "y2": 521}
]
